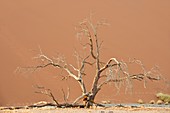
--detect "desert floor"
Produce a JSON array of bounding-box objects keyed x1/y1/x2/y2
[{"x1": 1, "y1": 106, "x2": 170, "y2": 113}]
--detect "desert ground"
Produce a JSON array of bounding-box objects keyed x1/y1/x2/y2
[{"x1": 1, "y1": 107, "x2": 170, "y2": 113}]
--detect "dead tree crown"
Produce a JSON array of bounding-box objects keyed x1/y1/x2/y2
[{"x1": 16, "y1": 16, "x2": 161, "y2": 108}]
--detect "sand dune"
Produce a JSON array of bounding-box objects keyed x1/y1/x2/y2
[{"x1": 0, "y1": 0, "x2": 170, "y2": 106}]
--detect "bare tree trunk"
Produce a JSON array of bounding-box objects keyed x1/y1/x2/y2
[{"x1": 85, "y1": 95, "x2": 95, "y2": 108}]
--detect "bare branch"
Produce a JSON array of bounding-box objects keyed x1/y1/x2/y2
[
  {"x1": 66, "y1": 87, "x2": 70, "y2": 102},
  {"x1": 97, "y1": 58, "x2": 161, "y2": 92},
  {"x1": 72, "y1": 92, "x2": 89, "y2": 105},
  {"x1": 76, "y1": 19, "x2": 97, "y2": 59},
  {"x1": 34, "y1": 85, "x2": 59, "y2": 106},
  {"x1": 79, "y1": 55, "x2": 90, "y2": 73},
  {"x1": 61, "y1": 87, "x2": 70, "y2": 103},
  {"x1": 98, "y1": 40, "x2": 104, "y2": 50},
  {"x1": 99, "y1": 58, "x2": 120, "y2": 73},
  {"x1": 128, "y1": 58, "x2": 161, "y2": 88}
]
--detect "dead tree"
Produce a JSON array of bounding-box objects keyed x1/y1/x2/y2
[{"x1": 17, "y1": 16, "x2": 161, "y2": 108}]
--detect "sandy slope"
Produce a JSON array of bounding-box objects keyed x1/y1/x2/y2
[{"x1": 0, "y1": 0, "x2": 170, "y2": 106}]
